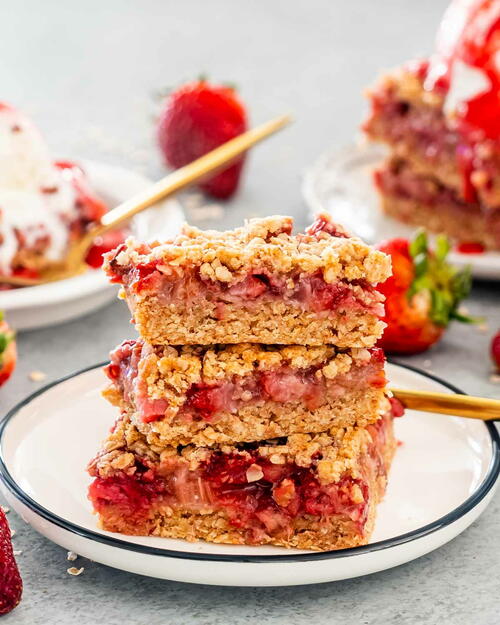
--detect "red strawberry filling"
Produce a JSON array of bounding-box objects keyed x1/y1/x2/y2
[
  {"x1": 88, "y1": 413, "x2": 393, "y2": 541},
  {"x1": 106, "y1": 256, "x2": 385, "y2": 318},
  {"x1": 375, "y1": 160, "x2": 500, "y2": 247},
  {"x1": 105, "y1": 342, "x2": 387, "y2": 423}
]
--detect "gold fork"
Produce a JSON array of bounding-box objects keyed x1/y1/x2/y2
[
  {"x1": 391, "y1": 388, "x2": 500, "y2": 420},
  {"x1": 1, "y1": 114, "x2": 292, "y2": 287}
]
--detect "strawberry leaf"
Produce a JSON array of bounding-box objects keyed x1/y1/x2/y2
[
  {"x1": 409, "y1": 230, "x2": 427, "y2": 258},
  {"x1": 435, "y1": 235, "x2": 450, "y2": 261},
  {"x1": 407, "y1": 230, "x2": 473, "y2": 328}
]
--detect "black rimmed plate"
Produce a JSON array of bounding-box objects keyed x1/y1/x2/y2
[{"x1": 0, "y1": 362, "x2": 498, "y2": 586}]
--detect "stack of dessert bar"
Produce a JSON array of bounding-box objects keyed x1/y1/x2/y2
[
  {"x1": 363, "y1": 60, "x2": 500, "y2": 251},
  {"x1": 87, "y1": 214, "x2": 399, "y2": 551}
]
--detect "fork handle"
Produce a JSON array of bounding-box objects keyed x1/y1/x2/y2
[{"x1": 391, "y1": 388, "x2": 500, "y2": 421}]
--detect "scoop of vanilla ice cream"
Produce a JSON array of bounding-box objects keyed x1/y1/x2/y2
[
  {"x1": 0, "y1": 104, "x2": 78, "y2": 275},
  {"x1": 0, "y1": 104, "x2": 60, "y2": 191},
  {"x1": 0, "y1": 190, "x2": 71, "y2": 272}
]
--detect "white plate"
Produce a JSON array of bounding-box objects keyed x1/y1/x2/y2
[
  {"x1": 0, "y1": 161, "x2": 185, "y2": 330},
  {"x1": 303, "y1": 143, "x2": 500, "y2": 280},
  {"x1": 0, "y1": 362, "x2": 498, "y2": 587}
]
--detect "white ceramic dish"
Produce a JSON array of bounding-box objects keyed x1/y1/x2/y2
[
  {"x1": 303, "y1": 143, "x2": 500, "y2": 280},
  {"x1": 0, "y1": 362, "x2": 498, "y2": 587},
  {"x1": 0, "y1": 160, "x2": 185, "y2": 330}
]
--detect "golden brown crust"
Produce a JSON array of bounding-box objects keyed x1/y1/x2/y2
[
  {"x1": 94, "y1": 506, "x2": 380, "y2": 551},
  {"x1": 127, "y1": 297, "x2": 386, "y2": 347},
  {"x1": 107, "y1": 215, "x2": 391, "y2": 287},
  {"x1": 120, "y1": 389, "x2": 387, "y2": 447}
]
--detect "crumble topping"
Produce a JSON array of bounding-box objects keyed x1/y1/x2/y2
[
  {"x1": 89, "y1": 409, "x2": 388, "y2": 486},
  {"x1": 367, "y1": 66, "x2": 443, "y2": 110},
  {"x1": 110, "y1": 341, "x2": 377, "y2": 409},
  {"x1": 148, "y1": 343, "x2": 362, "y2": 392},
  {"x1": 105, "y1": 214, "x2": 391, "y2": 286}
]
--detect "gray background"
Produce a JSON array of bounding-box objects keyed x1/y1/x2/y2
[{"x1": 1, "y1": 0, "x2": 500, "y2": 623}]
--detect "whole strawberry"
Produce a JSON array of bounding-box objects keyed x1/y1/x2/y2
[
  {"x1": 0, "y1": 313, "x2": 16, "y2": 387},
  {"x1": 157, "y1": 79, "x2": 248, "y2": 199},
  {"x1": 491, "y1": 330, "x2": 500, "y2": 371},
  {"x1": 376, "y1": 232, "x2": 473, "y2": 355},
  {"x1": 0, "y1": 507, "x2": 22, "y2": 615}
]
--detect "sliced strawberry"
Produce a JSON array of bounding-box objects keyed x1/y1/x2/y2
[
  {"x1": 491, "y1": 330, "x2": 500, "y2": 371},
  {"x1": 376, "y1": 231, "x2": 473, "y2": 355},
  {"x1": 261, "y1": 369, "x2": 312, "y2": 403},
  {"x1": 429, "y1": 0, "x2": 500, "y2": 139},
  {"x1": 305, "y1": 213, "x2": 349, "y2": 238}
]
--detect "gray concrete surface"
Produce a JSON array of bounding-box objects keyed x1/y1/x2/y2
[{"x1": 0, "y1": 0, "x2": 499, "y2": 623}]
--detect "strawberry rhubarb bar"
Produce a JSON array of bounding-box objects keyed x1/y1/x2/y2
[
  {"x1": 88, "y1": 406, "x2": 397, "y2": 550},
  {"x1": 103, "y1": 339, "x2": 388, "y2": 447},
  {"x1": 363, "y1": 0, "x2": 500, "y2": 250},
  {"x1": 364, "y1": 62, "x2": 500, "y2": 250},
  {"x1": 104, "y1": 214, "x2": 391, "y2": 347}
]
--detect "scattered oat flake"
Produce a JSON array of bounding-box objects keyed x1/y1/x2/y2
[
  {"x1": 246, "y1": 464, "x2": 264, "y2": 482},
  {"x1": 477, "y1": 322, "x2": 489, "y2": 332},
  {"x1": 67, "y1": 567, "x2": 84, "y2": 576},
  {"x1": 29, "y1": 370, "x2": 47, "y2": 382},
  {"x1": 489, "y1": 374, "x2": 500, "y2": 384},
  {"x1": 67, "y1": 551, "x2": 78, "y2": 561},
  {"x1": 1, "y1": 506, "x2": 10, "y2": 514},
  {"x1": 13, "y1": 550, "x2": 22, "y2": 556},
  {"x1": 10, "y1": 529, "x2": 15, "y2": 538}
]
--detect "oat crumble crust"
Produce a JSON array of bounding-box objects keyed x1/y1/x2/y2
[
  {"x1": 129, "y1": 297, "x2": 386, "y2": 347},
  {"x1": 105, "y1": 214, "x2": 391, "y2": 287},
  {"x1": 107, "y1": 388, "x2": 387, "y2": 447},
  {"x1": 95, "y1": 507, "x2": 383, "y2": 551}
]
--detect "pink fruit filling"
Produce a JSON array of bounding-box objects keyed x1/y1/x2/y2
[
  {"x1": 107, "y1": 254, "x2": 384, "y2": 318},
  {"x1": 88, "y1": 412, "x2": 394, "y2": 540},
  {"x1": 375, "y1": 162, "x2": 500, "y2": 246},
  {"x1": 105, "y1": 341, "x2": 387, "y2": 423}
]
